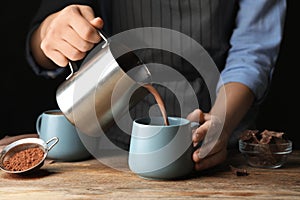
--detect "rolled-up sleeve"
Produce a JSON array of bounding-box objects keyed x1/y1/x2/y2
[{"x1": 217, "y1": 0, "x2": 286, "y2": 103}]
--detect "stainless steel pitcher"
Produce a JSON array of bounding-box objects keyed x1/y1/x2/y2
[{"x1": 56, "y1": 32, "x2": 151, "y2": 136}]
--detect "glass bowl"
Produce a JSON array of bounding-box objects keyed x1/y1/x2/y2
[{"x1": 238, "y1": 139, "x2": 292, "y2": 169}]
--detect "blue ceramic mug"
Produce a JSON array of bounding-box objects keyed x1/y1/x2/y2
[
  {"x1": 36, "y1": 109, "x2": 91, "y2": 161},
  {"x1": 128, "y1": 117, "x2": 198, "y2": 180}
]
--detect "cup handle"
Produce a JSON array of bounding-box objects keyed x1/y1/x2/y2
[
  {"x1": 36, "y1": 114, "x2": 43, "y2": 136},
  {"x1": 46, "y1": 137, "x2": 59, "y2": 151},
  {"x1": 191, "y1": 122, "x2": 200, "y2": 130}
]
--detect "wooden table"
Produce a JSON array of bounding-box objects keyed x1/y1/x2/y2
[{"x1": 0, "y1": 150, "x2": 299, "y2": 199}]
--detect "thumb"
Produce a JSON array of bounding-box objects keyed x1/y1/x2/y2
[
  {"x1": 187, "y1": 109, "x2": 205, "y2": 124},
  {"x1": 90, "y1": 17, "x2": 104, "y2": 29}
]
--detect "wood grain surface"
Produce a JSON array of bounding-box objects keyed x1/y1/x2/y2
[{"x1": 0, "y1": 149, "x2": 299, "y2": 200}]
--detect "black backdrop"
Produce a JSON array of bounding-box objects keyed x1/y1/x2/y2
[{"x1": 1, "y1": 1, "x2": 298, "y2": 149}]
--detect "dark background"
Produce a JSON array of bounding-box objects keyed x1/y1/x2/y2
[{"x1": 1, "y1": 1, "x2": 298, "y2": 149}]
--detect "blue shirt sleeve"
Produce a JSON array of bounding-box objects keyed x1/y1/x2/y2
[{"x1": 217, "y1": 0, "x2": 286, "y2": 103}]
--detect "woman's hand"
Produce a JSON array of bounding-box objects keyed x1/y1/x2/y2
[
  {"x1": 187, "y1": 109, "x2": 229, "y2": 171},
  {"x1": 187, "y1": 83, "x2": 255, "y2": 171},
  {"x1": 31, "y1": 5, "x2": 104, "y2": 68}
]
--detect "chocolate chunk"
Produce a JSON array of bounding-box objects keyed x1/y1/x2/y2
[{"x1": 229, "y1": 165, "x2": 249, "y2": 176}]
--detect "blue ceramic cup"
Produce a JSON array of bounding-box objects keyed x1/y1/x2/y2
[
  {"x1": 36, "y1": 109, "x2": 91, "y2": 161},
  {"x1": 128, "y1": 117, "x2": 198, "y2": 180}
]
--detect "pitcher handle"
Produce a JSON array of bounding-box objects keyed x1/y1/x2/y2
[
  {"x1": 98, "y1": 30, "x2": 109, "y2": 48},
  {"x1": 66, "y1": 29, "x2": 109, "y2": 80},
  {"x1": 46, "y1": 137, "x2": 59, "y2": 151},
  {"x1": 66, "y1": 61, "x2": 77, "y2": 80}
]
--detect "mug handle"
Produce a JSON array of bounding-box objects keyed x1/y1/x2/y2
[
  {"x1": 36, "y1": 114, "x2": 43, "y2": 136},
  {"x1": 191, "y1": 122, "x2": 200, "y2": 129}
]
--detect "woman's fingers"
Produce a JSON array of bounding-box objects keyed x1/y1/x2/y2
[
  {"x1": 188, "y1": 109, "x2": 228, "y2": 171},
  {"x1": 90, "y1": 17, "x2": 104, "y2": 29},
  {"x1": 187, "y1": 109, "x2": 202, "y2": 122},
  {"x1": 194, "y1": 148, "x2": 227, "y2": 171},
  {"x1": 41, "y1": 36, "x2": 86, "y2": 67},
  {"x1": 192, "y1": 121, "x2": 209, "y2": 146},
  {"x1": 61, "y1": 5, "x2": 101, "y2": 43},
  {"x1": 61, "y1": 28, "x2": 95, "y2": 52},
  {"x1": 40, "y1": 5, "x2": 105, "y2": 67},
  {"x1": 193, "y1": 128, "x2": 229, "y2": 171}
]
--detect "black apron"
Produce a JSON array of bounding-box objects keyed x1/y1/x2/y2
[{"x1": 105, "y1": 0, "x2": 239, "y2": 150}]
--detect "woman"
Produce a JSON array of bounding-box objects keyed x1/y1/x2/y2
[{"x1": 26, "y1": 0, "x2": 286, "y2": 171}]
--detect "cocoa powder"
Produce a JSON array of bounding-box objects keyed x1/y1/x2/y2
[{"x1": 3, "y1": 147, "x2": 44, "y2": 172}]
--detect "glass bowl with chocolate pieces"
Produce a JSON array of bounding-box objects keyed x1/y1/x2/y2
[{"x1": 239, "y1": 129, "x2": 292, "y2": 169}]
